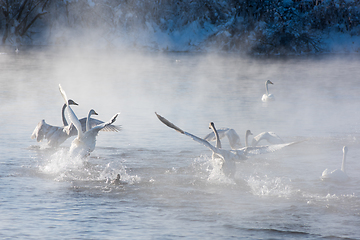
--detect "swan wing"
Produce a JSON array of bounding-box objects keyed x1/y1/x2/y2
[
  {"x1": 204, "y1": 128, "x2": 242, "y2": 150},
  {"x1": 155, "y1": 112, "x2": 218, "y2": 153},
  {"x1": 252, "y1": 132, "x2": 284, "y2": 146},
  {"x1": 245, "y1": 141, "x2": 300, "y2": 156},
  {"x1": 86, "y1": 113, "x2": 120, "y2": 136},
  {"x1": 31, "y1": 119, "x2": 72, "y2": 147},
  {"x1": 79, "y1": 117, "x2": 122, "y2": 132},
  {"x1": 203, "y1": 128, "x2": 231, "y2": 141},
  {"x1": 59, "y1": 84, "x2": 83, "y2": 139}
]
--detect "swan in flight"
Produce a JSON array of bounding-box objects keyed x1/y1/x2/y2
[
  {"x1": 31, "y1": 100, "x2": 79, "y2": 147},
  {"x1": 321, "y1": 146, "x2": 349, "y2": 182},
  {"x1": 262, "y1": 80, "x2": 274, "y2": 102},
  {"x1": 59, "y1": 84, "x2": 120, "y2": 158},
  {"x1": 204, "y1": 128, "x2": 284, "y2": 149},
  {"x1": 155, "y1": 112, "x2": 248, "y2": 161},
  {"x1": 155, "y1": 113, "x2": 294, "y2": 157}
]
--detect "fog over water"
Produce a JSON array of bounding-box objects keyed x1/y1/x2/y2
[{"x1": 1, "y1": 48, "x2": 360, "y2": 239}]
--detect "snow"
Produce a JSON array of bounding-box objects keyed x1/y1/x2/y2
[{"x1": 0, "y1": 0, "x2": 359, "y2": 55}]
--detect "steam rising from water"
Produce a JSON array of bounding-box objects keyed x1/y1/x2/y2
[{"x1": 1, "y1": 49, "x2": 360, "y2": 238}]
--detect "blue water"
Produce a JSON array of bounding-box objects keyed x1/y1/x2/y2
[{"x1": 1, "y1": 49, "x2": 360, "y2": 239}]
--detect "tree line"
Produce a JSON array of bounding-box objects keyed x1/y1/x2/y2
[{"x1": 1, "y1": 0, "x2": 359, "y2": 54}]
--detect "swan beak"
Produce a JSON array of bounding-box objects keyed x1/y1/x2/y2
[
  {"x1": 94, "y1": 111, "x2": 98, "y2": 115},
  {"x1": 268, "y1": 80, "x2": 274, "y2": 84}
]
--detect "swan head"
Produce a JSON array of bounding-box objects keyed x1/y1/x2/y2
[
  {"x1": 209, "y1": 122, "x2": 215, "y2": 129},
  {"x1": 246, "y1": 130, "x2": 253, "y2": 136},
  {"x1": 68, "y1": 99, "x2": 78, "y2": 106},
  {"x1": 266, "y1": 80, "x2": 274, "y2": 85},
  {"x1": 343, "y1": 146, "x2": 348, "y2": 154},
  {"x1": 89, "y1": 109, "x2": 98, "y2": 116}
]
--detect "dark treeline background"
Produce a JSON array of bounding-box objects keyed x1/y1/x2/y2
[{"x1": 1, "y1": 0, "x2": 359, "y2": 54}]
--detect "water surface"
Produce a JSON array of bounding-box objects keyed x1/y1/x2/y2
[{"x1": 1, "y1": 49, "x2": 360, "y2": 239}]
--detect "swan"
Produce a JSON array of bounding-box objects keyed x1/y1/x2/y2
[
  {"x1": 321, "y1": 146, "x2": 349, "y2": 182},
  {"x1": 156, "y1": 113, "x2": 304, "y2": 177},
  {"x1": 62, "y1": 105, "x2": 121, "y2": 134},
  {"x1": 59, "y1": 84, "x2": 120, "y2": 158},
  {"x1": 155, "y1": 112, "x2": 248, "y2": 162},
  {"x1": 262, "y1": 80, "x2": 274, "y2": 102},
  {"x1": 204, "y1": 128, "x2": 284, "y2": 149},
  {"x1": 31, "y1": 100, "x2": 79, "y2": 147}
]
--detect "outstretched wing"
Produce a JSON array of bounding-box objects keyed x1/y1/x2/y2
[
  {"x1": 79, "y1": 117, "x2": 121, "y2": 132},
  {"x1": 86, "y1": 113, "x2": 120, "y2": 137},
  {"x1": 31, "y1": 119, "x2": 72, "y2": 147},
  {"x1": 155, "y1": 112, "x2": 218, "y2": 153},
  {"x1": 251, "y1": 132, "x2": 284, "y2": 146},
  {"x1": 245, "y1": 141, "x2": 302, "y2": 156},
  {"x1": 204, "y1": 128, "x2": 242, "y2": 150}
]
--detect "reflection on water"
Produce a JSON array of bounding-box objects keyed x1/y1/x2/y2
[{"x1": 1, "y1": 49, "x2": 360, "y2": 239}]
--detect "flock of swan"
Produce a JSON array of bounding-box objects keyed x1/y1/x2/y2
[
  {"x1": 32, "y1": 85, "x2": 121, "y2": 158},
  {"x1": 31, "y1": 81, "x2": 350, "y2": 183}
]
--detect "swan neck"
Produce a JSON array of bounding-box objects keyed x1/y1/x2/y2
[
  {"x1": 86, "y1": 112, "x2": 92, "y2": 132},
  {"x1": 265, "y1": 82, "x2": 269, "y2": 95},
  {"x1": 245, "y1": 132, "x2": 250, "y2": 147},
  {"x1": 211, "y1": 124, "x2": 221, "y2": 149},
  {"x1": 341, "y1": 151, "x2": 346, "y2": 172},
  {"x1": 62, "y1": 104, "x2": 68, "y2": 126}
]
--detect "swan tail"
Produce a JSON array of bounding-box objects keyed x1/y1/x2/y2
[{"x1": 155, "y1": 112, "x2": 185, "y2": 134}]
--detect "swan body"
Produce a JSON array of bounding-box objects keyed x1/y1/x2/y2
[
  {"x1": 262, "y1": 80, "x2": 274, "y2": 102},
  {"x1": 31, "y1": 100, "x2": 78, "y2": 147},
  {"x1": 321, "y1": 146, "x2": 349, "y2": 182},
  {"x1": 59, "y1": 84, "x2": 120, "y2": 158}
]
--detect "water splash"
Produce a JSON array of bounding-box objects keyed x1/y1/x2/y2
[
  {"x1": 192, "y1": 155, "x2": 235, "y2": 185},
  {"x1": 247, "y1": 175, "x2": 293, "y2": 198}
]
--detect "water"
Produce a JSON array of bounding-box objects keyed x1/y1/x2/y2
[{"x1": 1, "y1": 49, "x2": 360, "y2": 239}]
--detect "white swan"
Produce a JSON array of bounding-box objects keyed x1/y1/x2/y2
[
  {"x1": 209, "y1": 121, "x2": 237, "y2": 177},
  {"x1": 321, "y1": 146, "x2": 349, "y2": 182},
  {"x1": 59, "y1": 84, "x2": 120, "y2": 158},
  {"x1": 204, "y1": 128, "x2": 284, "y2": 149},
  {"x1": 262, "y1": 80, "x2": 274, "y2": 102},
  {"x1": 31, "y1": 100, "x2": 79, "y2": 147},
  {"x1": 62, "y1": 106, "x2": 121, "y2": 134},
  {"x1": 155, "y1": 112, "x2": 248, "y2": 162}
]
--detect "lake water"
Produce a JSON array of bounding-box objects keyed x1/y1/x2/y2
[{"x1": 1, "y1": 48, "x2": 360, "y2": 239}]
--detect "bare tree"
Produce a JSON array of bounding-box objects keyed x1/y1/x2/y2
[{"x1": 1, "y1": 0, "x2": 49, "y2": 44}]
